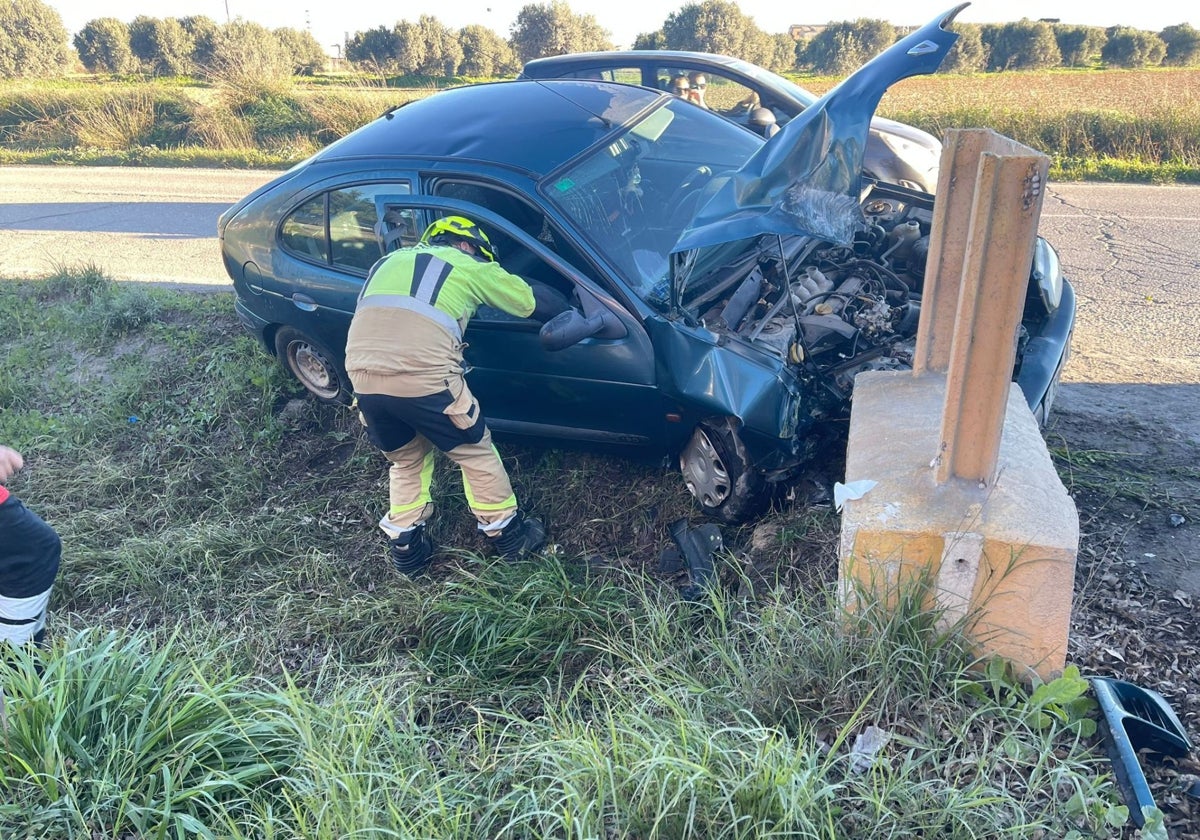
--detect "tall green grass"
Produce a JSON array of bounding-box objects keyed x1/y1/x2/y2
[
  {"x1": 0, "y1": 77, "x2": 420, "y2": 165},
  {"x1": 0, "y1": 580, "x2": 1121, "y2": 838},
  {"x1": 3, "y1": 69, "x2": 1200, "y2": 180},
  {"x1": 1, "y1": 631, "x2": 303, "y2": 835},
  {"x1": 0, "y1": 270, "x2": 1124, "y2": 836}
]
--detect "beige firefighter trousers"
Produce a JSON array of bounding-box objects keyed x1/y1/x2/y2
[{"x1": 355, "y1": 378, "x2": 518, "y2": 536}]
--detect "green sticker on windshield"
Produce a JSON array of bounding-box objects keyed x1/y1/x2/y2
[{"x1": 554, "y1": 178, "x2": 576, "y2": 191}]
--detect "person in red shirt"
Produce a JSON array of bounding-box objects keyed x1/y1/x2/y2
[{"x1": 0, "y1": 445, "x2": 61, "y2": 649}]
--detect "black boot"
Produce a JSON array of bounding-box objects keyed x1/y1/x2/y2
[
  {"x1": 492, "y1": 511, "x2": 546, "y2": 561},
  {"x1": 390, "y1": 524, "x2": 434, "y2": 577}
]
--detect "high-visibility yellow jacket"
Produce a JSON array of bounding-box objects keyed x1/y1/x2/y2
[{"x1": 345, "y1": 244, "x2": 535, "y2": 397}]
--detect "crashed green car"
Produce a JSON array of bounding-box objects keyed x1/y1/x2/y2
[{"x1": 220, "y1": 4, "x2": 1074, "y2": 522}]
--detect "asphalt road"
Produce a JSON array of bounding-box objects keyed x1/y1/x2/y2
[
  {"x1": 1, "y1": 166, "x2": 1197, "y2": 399},
  {"x1": 0, "y1": 166, "x2": 271, "y2": 287}
]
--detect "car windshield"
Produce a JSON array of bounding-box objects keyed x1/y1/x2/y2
[{"x1": 544, "y1": 98, "x2": 761, "y2": 310}]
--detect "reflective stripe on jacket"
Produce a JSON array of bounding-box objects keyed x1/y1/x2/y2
[
  {"x1": 357, "y1": 245, "x2": 535, "y2": 340},
  {"x1": 0, "y1": 495, "x2": 61, "y2": 645},
  {"x1": 345, "y1": 243, "x2": 536, "y2": 396}
]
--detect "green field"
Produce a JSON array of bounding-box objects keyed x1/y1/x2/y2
[
  {"x1": 2, "y1": 67, "x2": 1199, "y2": 182},
  {"x1": 0, "y1": 270, "x2": 1131, "y2": 837}
]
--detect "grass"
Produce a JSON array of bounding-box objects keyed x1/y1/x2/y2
[
  {"x1": 1049, "y1": 429, "x2": 1200, "y2": 512},
  {"x1": 812, "y1": 67, "x2": 1200, "y2": 183},
  {"x1": 3, "y1": 67, "x2": 1200, "y2": 180},
  {"x1": 0, "y1": 268, "x2": 1127, "y2": 836}
]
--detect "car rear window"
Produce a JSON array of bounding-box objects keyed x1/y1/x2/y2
[
  {"x1": 279, "y1": 183, "x2": 413, "y2": 273},
  {"x1": 280, "y1": 195, "x2": 326, "y2": 262},
  {"x1": 557, "y1": 67, "x2": 642, "y2": 86}
]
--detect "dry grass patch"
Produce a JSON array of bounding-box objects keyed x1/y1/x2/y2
[
  {"x1": 5, "y1": 68, "x2": 1200, "y2": 178},
  {"x1": 798, "y1": 68, "x2": 1200, "y2": 114},
  {"x1": 802, "y1": 68, "x2": 1200, "y2": 169}
]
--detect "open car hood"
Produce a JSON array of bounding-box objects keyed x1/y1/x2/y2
[{"x1": 672, "y1": 3, "x2": 965, "y2": 257}]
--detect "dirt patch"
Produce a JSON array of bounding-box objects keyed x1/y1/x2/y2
[{"x1": 1049, "y1": 384, "x2": 1200, "y2": 837}]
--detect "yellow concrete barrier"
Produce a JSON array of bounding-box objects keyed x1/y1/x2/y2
[{"x1": 839, "y1": 129, "x2": 1079, "y2": 681}]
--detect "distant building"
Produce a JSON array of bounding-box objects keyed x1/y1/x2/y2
[{"x1": 788, "y1": 24, "x2": 826, "y2": 41}]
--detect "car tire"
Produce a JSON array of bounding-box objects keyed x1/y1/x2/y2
[
  {"x1": 679, "y1": 418, "x2": 767, "y2": 524},
  {"x1": 274, "y1": 327, "x2": 352, "y2": 405}
]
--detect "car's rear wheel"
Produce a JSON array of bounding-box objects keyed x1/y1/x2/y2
[
  {"x1": 274, "y1": 327, "x2": 352, "y2": 404},
  {"x1": 679, "y1": 419, "x2": 767, "y2": 524}
]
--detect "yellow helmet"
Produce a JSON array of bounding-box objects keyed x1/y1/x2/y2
[{"x1": 420, "y1": 215, "x2": 496, "y2": 261}]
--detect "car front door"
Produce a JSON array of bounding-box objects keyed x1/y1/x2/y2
[{"x1": 382, "y1": 194, "x2": 668, "y2": 453}]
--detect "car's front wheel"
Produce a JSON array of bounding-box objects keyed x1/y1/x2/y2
[
  {"x1": 274, "y1": 327, "x2": 352, "y2": 404},
  {"x1": 679, "y1": 419, "x2": 767, "y2": 524}
]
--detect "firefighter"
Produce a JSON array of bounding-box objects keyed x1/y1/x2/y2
[
  {"x1": 0, "y1": 445, "x2": 61, "y2": 649},
  {"x1": 345, "y1": 216, "x2": 547, "y2": 576}
]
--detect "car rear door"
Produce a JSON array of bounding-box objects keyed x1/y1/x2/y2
[{"x1": 259, "y1": 179, "x2": 417, "y2": 355}]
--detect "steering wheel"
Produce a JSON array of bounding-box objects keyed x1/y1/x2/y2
[{"x1": 666, "y1": 166, "x2": 715, "y2": 230}]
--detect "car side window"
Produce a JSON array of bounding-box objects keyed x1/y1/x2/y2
[
  {"x1": 330, "y1": 184, "x2": 412, "y2": 271},
  {"x1": 432, "y1": 180, "x2": 598, "y2": 285},
  {"x1": 279, "y1": 182, "x2": 412, "y2": 272},
  {"x1": 558, "y1": 67, "x2": 641, "y2": 85},
  {"x1": 280, "y1": 195, "x2": 326, "y2": 262},
  {"x1": 654, "y1": 66, "x2": 759, "y2": 121},
  {"x1": 377, "y1": 205, "x2": 419, "y2": 253},
  {"x1": 699, "y1": 73, "x2": 758, "y2": 116},
  {"x1": 429, "y1": 179, "x2": 614, "y2": 323}
]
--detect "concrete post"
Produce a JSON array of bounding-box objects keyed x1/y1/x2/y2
[{"x1": 837, "y1": 129, "x2": 1078, "y2": 682}]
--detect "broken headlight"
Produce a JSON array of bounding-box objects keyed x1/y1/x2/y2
[{"x1": 1031, "y1": 237, "x2": 1063, "y2": 312}]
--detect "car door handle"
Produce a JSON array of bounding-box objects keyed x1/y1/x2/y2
[{"x1": 292, "y1": 293, "x2": 317, "y2": 312}]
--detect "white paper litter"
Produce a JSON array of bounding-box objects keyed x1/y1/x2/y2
[
  {"x1": 834, "y1": 479, "x2": 878, "y2": 512},
  {"x1": 848, "y1": 725, "x2": 891, "y2": 774}
]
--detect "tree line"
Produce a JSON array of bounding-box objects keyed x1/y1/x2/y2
[
  {"x1": 802, "y1": 19, "x2": 1200, "y2": 74},
  {"x1": 2, "y1": 0, "x2": 1197, "y2": 81}
]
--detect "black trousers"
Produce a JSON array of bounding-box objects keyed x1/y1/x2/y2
[{"x1": 0, "y1": 496, "x2": 61, "y2": 647}]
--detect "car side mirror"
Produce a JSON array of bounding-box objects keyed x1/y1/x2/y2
[{"x1": 539, "y1": 306, "x2": 625, "y2": 351}]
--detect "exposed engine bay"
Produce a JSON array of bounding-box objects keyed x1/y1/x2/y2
[{"x1": 685, "y1": 184, "x2": 940, "y2": 399}]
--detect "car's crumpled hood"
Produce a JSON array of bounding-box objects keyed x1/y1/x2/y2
[{"x1": 672, "y1": 3, "x2": 965, "y2": 256}]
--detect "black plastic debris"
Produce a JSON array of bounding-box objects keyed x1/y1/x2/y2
[
  {"x1": 1184, "y1": 775, "x2": 1200, "y2": 801},
  {"x1": 657, "y1": 545, "x2": 686, "y2": 575},
  {"x1": 1092, "y1": 676, "x2": 1194, "y2": 828},
  {"x1": 662, "y1": 518, "x2": 723, "y2": 601}
]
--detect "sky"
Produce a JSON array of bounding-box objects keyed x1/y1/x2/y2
[{"x1": 49, "y1": 0, "x2": 1197, "y2": 54}]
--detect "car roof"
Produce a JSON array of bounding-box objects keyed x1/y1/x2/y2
[
  {"x1": 520, "y1": 51, "x2": 818, "y2": 110},
  {"x1": 522, "y1": 50, "x2": 759, "y2": 75},
  {"x1": 312, "y1": 79, "x2": 664, "y2": 178}
]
